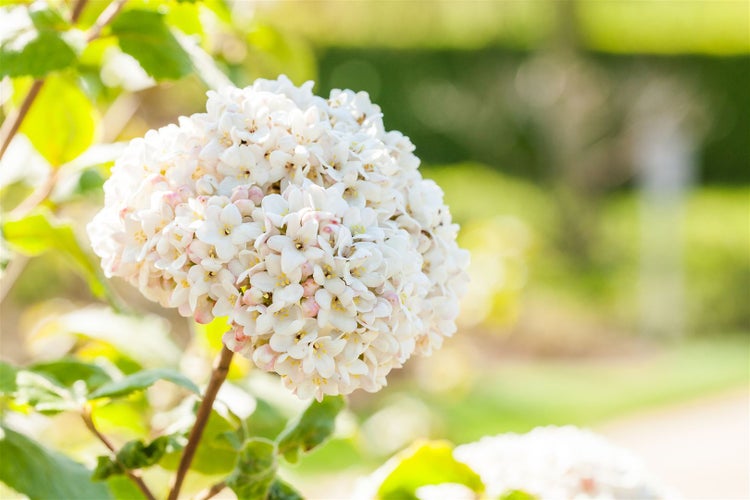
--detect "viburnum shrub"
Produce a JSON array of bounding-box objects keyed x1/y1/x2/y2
[{"x1": 88, "y1": 76, "x2": 470, "y2": 400}]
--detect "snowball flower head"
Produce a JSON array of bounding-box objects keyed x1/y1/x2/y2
[
  {"x1": 453, "y1": 426, "x2": 674, "y2": 499},
  {"x1": 88, "y1": 76, "x2": 469, "y2": 400}
]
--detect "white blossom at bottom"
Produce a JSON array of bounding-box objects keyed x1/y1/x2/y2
[{"x1": 454, "y1": 426, "x2": 675, "y2": 500}]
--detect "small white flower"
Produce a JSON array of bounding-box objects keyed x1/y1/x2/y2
[{"x1": 195, "y1": 202, "x2": 261, "y2": 260}]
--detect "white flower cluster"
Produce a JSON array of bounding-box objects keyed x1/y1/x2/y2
[
  {"x1": 88, "y1": 76, "x2": 469, "y2": 399},
  {"x1": 453, "y1": 426, "x2": 672, "y2": 500}
]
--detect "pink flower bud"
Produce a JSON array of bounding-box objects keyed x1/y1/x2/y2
[
  {"x1": 302, "y1": 278, "x2": 319, "y2": 297},
  {"x1": 232, "y1": 327, "x2": 247, "y2": 343},
  {"x1": 242, "y1": 288, "x2": 263, "y2": 306},
  {"x1": 193, "y1": 307, "x2": 213, "y2": 324},
  {"x1": 248, "y1": 186, "x2": 264, "y2": 205},
  {"x1": 384, "y1": 291, "x2": 400, "y2": 307},
  {"x1": 148, "y1": 173, "x2": 166, "y2": 185},
  {"x1": 301, "y1": 297, "x2": 320, "y2": 317},
  {"x1": 234, "y1": 199, "x2": 254, "y2": 215},
  {"x1": 300, "y1": 261, "x2": 314, "y2": 278},
  {"x1": 163, "y1": 190, "x2": 182, "y2": 207},
  {"x1": 252, "y1": 344, "x2": 278, "y2": 371},
  {"x1": 231, "y1": 186, "x2": 250, "y2": 202}
]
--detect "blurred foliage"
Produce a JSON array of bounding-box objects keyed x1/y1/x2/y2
[
  {"x1": 253, "y1": 1, "x2": 750, "y2": 54},
  {"x1": 316, "y1": 49, "x2": 749, "y2": 185}
]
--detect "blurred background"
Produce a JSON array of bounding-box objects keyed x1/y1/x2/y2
[{"x1": 1, "y1": 1, "x2": 748, "y2": 498}]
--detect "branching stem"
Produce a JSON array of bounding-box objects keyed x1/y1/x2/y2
[
  {"x1": 195, "y1": 480, "x2": 227, "y2": 500},
  {"x1": 0, "y1": 0, "x2": 127, "y2": 162},
  {"x1": 81, "y1": 408, "x2": 157, "y2": 500},
  {"x1": 167, "y1": 346, "x2": 234, "y2": 500},
  {"x1": 0, "y1": 80, "x2": 44, "y2": 161}
]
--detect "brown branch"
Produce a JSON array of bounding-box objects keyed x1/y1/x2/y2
[
  {"x1": 0, "y1": 80, "x2": 44, "y2": 161},
  {"x1": 8, "y1": 169, "x2": 59, "y2": 219},
  {"x1": 168, "y1": 346, "x2": 235, "y2": 500},
  {"x1": 70, "y1": 0, "x2": 89, "y2": 23},
  {"x1": 0, "y1": 0, "x2": 126, "y2": 162},
  {"x1": 81, "y1": 408, "x2": 157, "y2": 500},
  {"x1": 195, "y1": 480, "x2": 226, "y2": 500},
  {"x1": 85, "y1": 0, "x2": 127, "y2": 42}
]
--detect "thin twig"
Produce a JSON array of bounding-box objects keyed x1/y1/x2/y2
[
  {"x1": 82, "y1": 407, "x2": 157, "y2": 500},
  {"x1": 0, "y1": 255, "x2": 28, "y2": 303},
  {"x1": 85, "y1": 0, "x2": 127, "y2": 42},
  {"x1": 168, "y1": 346, "x2": 235, "y2": 500},
  {"x1": 195, "y1": 480, "x2": 226, "y2": 500},
  {"x1": 8, "y1": 169, "x2": 59, "y2": 220},
  {"x1": 0, "y1": 80, "x2": 44, "y2": 161},
  {"x1": 0, "y1": 0, "x2": 127, "y2": 162},
  {"x1": 70, "y1": 0, "x2": 89, "y2": 23}
]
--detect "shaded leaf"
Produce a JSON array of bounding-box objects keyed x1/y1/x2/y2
[
  {"x1": 107, "y1": 475, "x2": 147, "y2": 500},
  {"x1": 226, "y1": 438, "x2": 277, "y2": 500},
  {"x1": 268, "y1": 478, "x2": 304, "y2": 500},
  {"x1": 0, "y1": 361, "x2": 17, "y2": 395},
  {"x1": 276, "y1": 395, "x2": 345, "y2": 463},
  {"x1": 93, "y1": 435, "x2": 183, "y2": 480},
  {"x1": 14, "y1": 370, "x2": 78, "y2": 414},
  {"x1": 117, "y1": 435, "x2": 182, "y2": 469},
  {"x1": 0, "y1": 6, "x2": 76, "y2": 78},
  {"x1": 28, "y1": 358, "x2": 113, "y2": 391},
  {"x1": 111, "y1": 9, "x2": 192, "y2": 80},
  {"x1": 92, "y1": 455, "x2": 124, "y2": 481},
  {"x1": 1, "y1": 209, "x2": 108, "y2": 299},
  {"x1": 19, "y1": 75, "x2": 96, "y2": 166},
  {"x1": 244, "y1": 397, "x2": 288, "y2": 440},
  {"x1": 160, "y1": 409, "x2": 239, "y2": 475},
  {"x1": 88, "y1": 368, "x2": 199, "y2": 399},
  {"x1": 376, "y1": 441, "x2": 485, "y2": 499},
  {"x1": 0, "y1": 424, "x2": 112, "y2": 499}
]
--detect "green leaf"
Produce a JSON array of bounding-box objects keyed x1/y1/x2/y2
[
  {"x1": 14, "y1": 370, "x2": 78, "y2": 413},
  {"x1": 117, "y1": 435, "x2": 182, "y2": 469},
  {"x1": 244, "y1": 398, "x2": 288, "y2": 440},
  {"x1": 0, "y1": 361, "x2": 17, "y2": 395},
  {"x1": 107, "y1": 475, "x2": 147, "y2": 500},
  {"x1": 93, "y1": 435, "x2": 182, "y2": 480},
  {"x1": 276, "y1": 395, "x2": 345, "y2": 463},
  {"x1": 1, "y1": 209, "x2": 109, "y2": 300},
  {"x1": 376, "y1": 441, "x2": 485, "y2": 499},
  {"x1": 0, "y1": 6, "x2": 76, "y2": 78},
  {"x1": 19, "y1": 75, "x2": 96, "y2": 166},
  {"x1": 28, "y1": 359, "x2": 113, "y2": 392},
  {"x1": 28, "y1": 6, "x2": 68, "y2": 30},
  {"x1": 267, "y1": 478, "x2": 303, "y2": 500},
  {"x1": 88, "y1": 368, "x2": 199, "y2": 400},
  {"x1": 111, "y1": 9, "x2": 192, "y2": 80},
  {"x1": 226, "y1": 438, "x2": 277, "y2": 500},
  {"x1": 0, "y1": 424, "x2": 112, "y2": 499},
  {"x1": 166, "y1": 1, "x2": 202, "y2": 36},
  {"x1": 92, "y1": 455, "x2": 124, "y2": 481},
  {"x1": 160, "y1": 409, "x2": 239, "y2": 475},
  {"x1": 499, "y1": 490, "x2": 539, "y2": 500}
]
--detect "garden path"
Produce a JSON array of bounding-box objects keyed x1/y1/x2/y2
[{"x1": 598, "y1": 387, "x2": 750, "y2": 499}]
